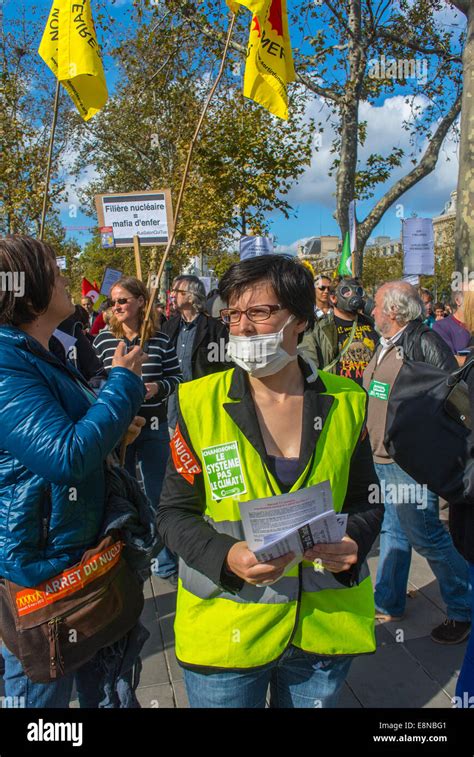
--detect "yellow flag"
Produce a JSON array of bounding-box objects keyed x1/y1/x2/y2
[
  {"x1": 225, "y1": 0, "x2": 269, "y2": 14},
  {"x1": 243, "y1": 0, "x2": 295, "y2": 119},
  {"x1": 38, "y1": 0, "x2": 108, "y2": 121}
]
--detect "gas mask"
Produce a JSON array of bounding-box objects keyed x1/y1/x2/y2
[{"x1": 334, "y1": 280, "x2": 365, "y2": 314}]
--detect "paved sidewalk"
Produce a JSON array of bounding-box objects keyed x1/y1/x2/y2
[
  {"x1": 1, "y1": 526, "x2": 468, "y2": 709},
  {"x1": 131, "y1": 530, "x2": 469, "y2": 709}
]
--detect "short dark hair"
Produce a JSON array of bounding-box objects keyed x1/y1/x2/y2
[
  {"x1": 218, "y1": 254, "x2": 316, "y2": 335},
  {"x1": 0, "y1": 235, "x2": 57, "y2": 326}
]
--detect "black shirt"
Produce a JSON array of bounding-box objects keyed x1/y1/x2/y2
[{"x1": 334, "y1": 314, "x2": 378, "y2": 385}]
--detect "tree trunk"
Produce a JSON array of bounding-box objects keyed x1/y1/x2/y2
[
  {"x1": 455, "y1": 3, "x2": 474, "y2": 274},
  {"x1": 335, "y1": 0, "x2": 365, "y2": 277}
]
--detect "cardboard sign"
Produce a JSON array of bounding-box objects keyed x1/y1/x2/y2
[
  {"x1": 95, "y1": 190, "x2": 174, "y2": 247},
  {"x1": 56, "y1": 256, "x2": 67, "y2": 270}
]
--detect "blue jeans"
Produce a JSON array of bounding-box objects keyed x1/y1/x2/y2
[
  {"x1": 183, "y1": 645, "x2": 353, "y2": 708},
  {"x1": 124, "y1": 423, "x2": 176, "y2": 577},
  {"x1": 2, "y1": 644, "x2": 103, "y2": 708},
  {"x1": 456, "y1": 564, "x2": 474, "y2": 704},
  {"x1": 374, "y1": 462, "x2": 471, "y2": 620}
]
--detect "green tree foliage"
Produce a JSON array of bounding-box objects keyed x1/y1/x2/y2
[
  {"x1": 71, "y1": 7, "x2": 314, "y2": 278},
  {"x1": 171, "y1": 0, "x2": 465, "y2": 271}
]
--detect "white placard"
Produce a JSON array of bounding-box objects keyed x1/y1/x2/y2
[
  {"x1": 240, "y1": 235, "x2": 274, "y2": 260},
  {"x1": 56, "y1": 256, "x2": 67, "y2": 270},
  {"x1": 403, "y1": 218, "x2": 434, "y2": 275},
  {"x1": 95, "y1": 190, "x2": 173, "y2": 247}
]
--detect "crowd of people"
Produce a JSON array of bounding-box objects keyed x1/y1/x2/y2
[{"x1": 0, "y1": 234, "x2": 473, "y2": 710}]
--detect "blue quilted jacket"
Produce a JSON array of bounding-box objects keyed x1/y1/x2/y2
[{"x1": 0, "y1": 325, "x2": 145, "y2": 587}]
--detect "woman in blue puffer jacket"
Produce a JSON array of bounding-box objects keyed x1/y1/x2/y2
[{"x1": 0, "y1": 236, "x2": 147, "y2": 707}]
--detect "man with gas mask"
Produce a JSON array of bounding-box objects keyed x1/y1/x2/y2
[
  {"x1": 299, "y1": 278, "x2": 378, "y2": 385},
  {"x1": 157, "y1": 255, "x2": 383, "y2": 708}
]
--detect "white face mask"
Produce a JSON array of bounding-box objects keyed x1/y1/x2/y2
[{"x1": 226, "y1": 314, "x2": 297, "y2": 377}]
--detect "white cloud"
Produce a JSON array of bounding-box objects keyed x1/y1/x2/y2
[
  {"x1": 274, "y1": 237, "x2": 310, "y2": 255},
  {"x1": 58, "y1": 145, "x2": 99, "y2": 213},
  {"x1": 288, "y1": 93, "x2": 459, "y2": 218}
]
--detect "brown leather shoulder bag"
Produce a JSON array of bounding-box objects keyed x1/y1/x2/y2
[{"x1": 0, "y1": 537, "x2": 144, "y2": 683}]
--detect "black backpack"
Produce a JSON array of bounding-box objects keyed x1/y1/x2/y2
[{"x1": 384, "y1": 357, "x2": 473, "y2": 503}]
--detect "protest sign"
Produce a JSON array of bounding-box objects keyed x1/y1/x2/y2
[
  {"x1": 95, "y1": 190, "x2": 174, "y2": 247},
  {"x1": 100, "y1": 226, "x2": 115, "y2": 248},
  {"x1": 100, "y1": 268, "x2": 123, "y2": 297},
  {"x1": 239, "y1": 235, "x2": 274, "y2": 260},
  {"x1": 403, "y1": 218, "x2": 434, "y2": 275}
]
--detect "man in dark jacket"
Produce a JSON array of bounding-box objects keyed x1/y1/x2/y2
[
  {"x1": 363, "y1": 281, "x2": 471, "y2": 644},
  {"x1": 162, "y1": 275, "x2": 232, "y2": 433}
]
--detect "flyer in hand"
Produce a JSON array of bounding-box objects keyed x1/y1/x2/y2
[{"x1": 238, "y1": 481, "x2": 347, "y2": 564}]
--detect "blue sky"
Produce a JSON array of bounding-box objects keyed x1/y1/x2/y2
[{"x1": 5, "y1": 0, "x2": 466, "y2": 254}]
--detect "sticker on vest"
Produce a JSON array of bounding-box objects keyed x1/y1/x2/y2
[
  {"x1": 201, "y1": 441, "x2": 247, "y2": 500},
  {"x1": 170, "y1": 424, "x2": 202, "y2": 484},
  {"x1": 368, "y1": 379, "x2": 391, "y2": 400}
]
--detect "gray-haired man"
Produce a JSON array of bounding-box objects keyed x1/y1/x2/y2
[{"x1": 363, "y1": 281, "x2": 471, "y2": 643}]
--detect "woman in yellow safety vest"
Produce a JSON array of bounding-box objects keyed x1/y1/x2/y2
[{"x1": 157, "y1": 254, "x2": 383, "y2": 708}]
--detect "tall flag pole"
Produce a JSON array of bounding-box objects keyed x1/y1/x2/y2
[
  {"x1": 348, "y1": 199, "x2": 357, "y2": 278},
  {"x1": 228, "y1": 0, "x2": 295, "y2": 119},
  {"x1": 139, "y1": 11, "x2": 237, "y2": 351},
  {"x1": 39, "y1": 80, "x2": 61, "y2": 241},
  {"x1": 38, "y1": 0, "x2": 108, "y2": 238}
]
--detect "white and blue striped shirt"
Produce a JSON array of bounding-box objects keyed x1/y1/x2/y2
[{"x1": 93, "y1": 329, "x2": 183, "y2": 425}]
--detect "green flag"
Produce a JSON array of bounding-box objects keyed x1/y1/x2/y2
[{"x1": 338, "y1": 232, "x2": 353, "y2": 276}]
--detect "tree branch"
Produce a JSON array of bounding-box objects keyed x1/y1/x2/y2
[
  {"x1": 358, "y1": 91, "x2": 462, "y2": 245},
  {"x1": 377, "y1": 29, "x2": 462, "y2": 63}
]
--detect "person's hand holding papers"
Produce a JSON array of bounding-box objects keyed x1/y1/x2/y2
[
  {"x1": 226, "y1": 542, "x2": 295, "y2": 586},
  {"x1": 304, "y1": 535, "x2": 358, "y2": 573}
]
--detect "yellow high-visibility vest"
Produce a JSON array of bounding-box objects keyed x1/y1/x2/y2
[{"x1": 174, "y1": 368, "x2": 376, "y2": 669}]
